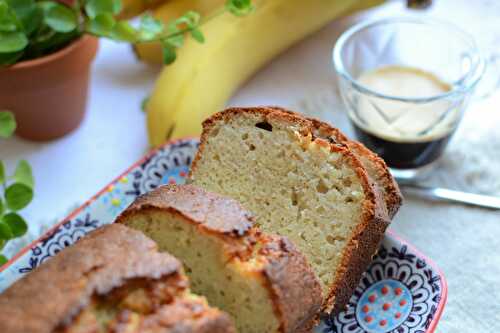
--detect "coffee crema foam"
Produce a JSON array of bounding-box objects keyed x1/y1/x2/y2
[{"x1": 352, "y1": 66, "x2": 459, "y2": 143}]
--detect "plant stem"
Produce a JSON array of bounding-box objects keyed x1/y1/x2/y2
[{"x1": 133, "y1": 6, "x2": 230, "y2": 44}]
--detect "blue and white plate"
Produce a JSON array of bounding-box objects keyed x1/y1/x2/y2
[{"x1": 0, "y1": 138, "x2": 447, "y2": 333}]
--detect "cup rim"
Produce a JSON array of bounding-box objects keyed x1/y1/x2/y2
[{"x1": 332, "y1": 17, "x2": 486, "y2": 103}]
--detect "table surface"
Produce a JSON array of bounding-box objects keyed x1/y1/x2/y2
[{"x1": 1, "y1": 0, "x2": 499, "y2": 332}]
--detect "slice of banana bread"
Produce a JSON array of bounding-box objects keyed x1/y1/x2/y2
[
  {"x1": 0, "y1": 224, "x2": 235, "y2": 333},
  {"x1": 189, "y1": 107, "x2": 396, "y2": 312},
  {"x1": 116, "y1": 184, "x2": 322, "y2": 333},
  {"x1": 292, "y1": 109, "x2": 402, "y2": 218},
  {"x1": 264, "y1": 106, "x2": 401, "y2": 218}
]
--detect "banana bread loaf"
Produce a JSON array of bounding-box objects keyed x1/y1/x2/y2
[
  {"x1": 0, "y1": 224, "x2": 235, "y2": 333},
  {"x1": 116, "y1": 184, "x2": 323, "y2": 333},
  {"x1": 189, "y1": 107, "x2": 399, "y2": 312}
]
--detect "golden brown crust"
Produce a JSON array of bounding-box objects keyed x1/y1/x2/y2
[
  {"x1": 344, "y1": 141, "x2": 402, "y2": 218},
  {"x1": 116, "y1": 184, "x2": 258, "y2": 261},
  {"x1": 117, "y1": 184, "x2": 323, "y2": 333},
  {"x1": 122, "y1": 184, "x2": 254, "y2": 237},
  {"x1": 0, "y1": 224, "x2": 181, "y2": 333},
  {"x1": 191, "y1": 106, "x2": 396, "y2": 314},
  {"x1": 259, "y1": 236, "x2": 322, "y2": 333},
  {"x1": 0, "y1": 224, "x2": 234, "y2": 333}
]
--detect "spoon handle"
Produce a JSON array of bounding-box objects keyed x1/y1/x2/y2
[{"x1": 400, "y1": 183, "x2": 500, "y2": 210}]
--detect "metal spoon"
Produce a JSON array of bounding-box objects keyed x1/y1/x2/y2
[{"x1": 396, "y1": 179, "x2": 500, "y2": 210}]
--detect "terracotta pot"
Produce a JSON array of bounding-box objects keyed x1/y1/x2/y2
[{"x1": 0, "y1": 36, "x2": 99, "y2": 141}]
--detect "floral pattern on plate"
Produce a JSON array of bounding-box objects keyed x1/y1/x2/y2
[
  {"x1": 319, "y1": 244, "x2": 444, "y2": 333},
  {"x1": 0, "y1": 138, "x2": 447, "y2": 333}
]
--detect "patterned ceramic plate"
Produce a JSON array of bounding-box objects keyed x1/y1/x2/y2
[{"x1": 0, "y1": 138, "x2": 447, "y2": 333}]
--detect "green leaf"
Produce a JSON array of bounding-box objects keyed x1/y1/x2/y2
[
  {"x1": 85, "y1": 0, "x2": 122, "y2": 19},
  {"x1": 181, "y1": 11, "x2": 200, "y2": 28},
  {"x1": 0, "y1": 1, "x2": 8, "y2": 16},
  {"x1": 141, "y1": 96, "x2": 149, "y2": 112},
  {"x1": 7, "y1": 0, "x2": 43, "y2": 36},
  {"x1": 5, "y1": 183, "x2": 33, "y2": 211},
  {"x1": 138, "y1": 14, "x2": 163, "y2": 41},
  {"x1": 0, "y1": 2, "x2": 17, "y2": 32},
  {"x1": 21, "y1": 4, "x2": 43, "y2": 35},
  {"x1": 0, "y1": 239, "x2": 6, "y2": 251},
  {"x1": 161, "y1": 42, "x2": 176, "y2": 65},
  {"x1": 27, "y1": 25, "x2": 77, "y2": 59},
  {"x1": 0, "y1": 160, "x2": 4, "y2": 184},
  {"x1": 3, "y1": 213, "x2": 27, "y2": 237},
  {"x1": 0, "y1": 254, "x2": 8, "y2": 266},
  {"x1": 86, "y1": 13, "x2": 115, "y2": 36},
  {"x1": 0, "y1": 50, "x2": 23, "y2": 66},
  {"x1": 110, "y1": 21, "x2": 137, "y2": 42},
  {"x1": 0, "y1": 198, "x2": 4, "y2": 216},
  {"x1": 0, "y1": 20, "x2": 16, "y2": 32},
  {"x1": 191, "y1": 28, "x2": 204, "y2": 43},
  {"x1": 165, "y1": 22, "x2": 183, "y2": 47},
  {"x1": 0, "y1": 221, "x2": 12, "y2": 240},
  {"x1": 14, "y1": 160, "x2": 34, "y2": 189},
  {"x1": 44, "y1": 3, "x2": 77, "y2": 33},
  {"x1": 225, "y1": 0, "x2": 254, "y2": 16},
  {"x1": 5, "y1": 0, "x2": 33, "y2": 9},
  {"x1": 0, "y1": 111, "x2": 16, "y2": 138},
  {"x1": 0, "y1": 31, "x2": 28, "y2": 53},
  {"x1": 164, "y1": 34, "x2": 183, "y2": 48},
  {"x1": 32, "y1": 23, "x2": 55, "y2": 42},
  {"x1": 113, "y1": 0, "x2": 123, "y2": 14},
  {"x1": 169, "y1": 11, "x2": 200, "y2": 30},
  {"x1": 161, "y1": 11, "x2": 200, "y2": 47},
  {"x1": 5, "y1": 0, "x2": 34, "y2": 18},
  {"x1": 37, "y1": 0, "x2": 55, "y2": 12}
]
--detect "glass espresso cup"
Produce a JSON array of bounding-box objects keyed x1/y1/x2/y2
[{"x1": 333, "y1": 18, "x2": 485, "y2": 180}]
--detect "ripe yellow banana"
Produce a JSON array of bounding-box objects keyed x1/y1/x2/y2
[
  {"x1": 117, "y1": 0, "x2": 168, "y2": 19},
  {"x1": 146, "y1": 0, "x2": 385, "y2": 146},
  {"x1": 133, "y1": 0, "x2": 225, "y2": 64}
]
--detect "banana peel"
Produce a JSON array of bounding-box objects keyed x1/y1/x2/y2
[{"x1": 146, "y1": 0, "x2": 386, "y2": 146}]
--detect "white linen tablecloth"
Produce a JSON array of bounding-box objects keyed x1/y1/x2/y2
[{"x1": 1, "y1": 0, "x2": 499, "y2": 331}]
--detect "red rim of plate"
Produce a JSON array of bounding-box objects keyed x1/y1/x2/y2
[{"x1": 0, "y1": 137, "x2": 448, "y2": 332}]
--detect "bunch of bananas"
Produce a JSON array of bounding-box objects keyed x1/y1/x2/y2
[{"x1": 134, "y1": 0, "x2": 386, "y2": 146}]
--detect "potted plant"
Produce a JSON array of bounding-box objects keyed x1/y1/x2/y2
[{"x1": 0, "y1": 0, "x2": 253, "y2": 141}]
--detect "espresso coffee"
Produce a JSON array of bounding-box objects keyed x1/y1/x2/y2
[
  {"x1": 350, "y1": 65, "x2": 458, "y2": 170},
  {"x1": 352, "y1": 124, "x2": 454, "y2": 169}
]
